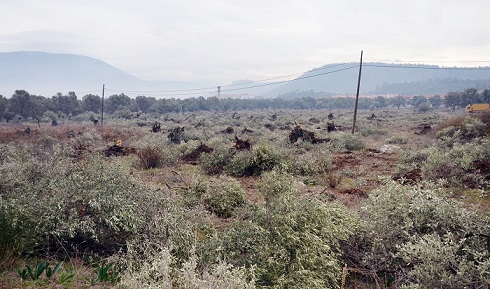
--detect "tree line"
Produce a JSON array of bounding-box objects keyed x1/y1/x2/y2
[{"x1": 0, "y1": 88, "x2": 489, "y2": 123}]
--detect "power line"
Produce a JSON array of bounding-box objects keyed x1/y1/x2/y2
[
  {"x1": 220, "y1": 62, "x2": 352, "y2": 89},
  {"x1": 364, "y1": 64, "x2": 490, "y2": 70},
  {"x1": 99, "y1": 59, "x2": 490, "y2": 98},
  {"x1": 105, "y1": 63, "x2": 358, "y2": 97},
  {"x1": 76, "y1": 89, "x2": 102, "y2": 95},
  {"x1": 221, "y1": 65, "x2": 358, "y2": 93},
  {"x1": 106, "y1": 62, "x2": 352, "y2": 95},
  {"x1": 370, "y1": 59, "x2": 490, "y2": 64}
]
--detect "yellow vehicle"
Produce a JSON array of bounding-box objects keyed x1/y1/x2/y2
[{"x1": 465, "y1": 103, "x2": 490, "y2": 113}]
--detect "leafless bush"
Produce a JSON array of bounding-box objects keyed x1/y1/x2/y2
[{"x1": 137, "y1": 146, "x2": 163, "y2": 169}]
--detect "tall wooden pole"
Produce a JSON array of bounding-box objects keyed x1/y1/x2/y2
[
  {"x1": 101, "y1": 84, "x2": 105, "y2": 127},
  {"x1": 351, "y1": 51, "x2": 363, "y2": 134}
]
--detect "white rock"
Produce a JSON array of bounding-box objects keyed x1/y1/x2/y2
[{"x1": 380, "y1": 144, "x2": 401, "y2": 154}]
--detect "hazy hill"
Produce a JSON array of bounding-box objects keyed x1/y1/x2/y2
[
  {"x1": 265, "y1": 62, "x2": 490, "y2": 97},
  {"x1": 0, "y1": 51, "x2": 202, "y2": 97},
  {"x1": 2, "y1": 52, "x2": 489, "y2": 99}
]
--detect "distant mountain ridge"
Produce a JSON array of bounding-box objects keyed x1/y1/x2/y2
[
  {"x1": 1, "y1": 51, "x2": 489, "y2": 98},
  {"x1": 0, "y1": 51, "x2": 202, "y2": 97},
  {"x1": 266, "y1": 62, "x2": 490, "y2": 97}
]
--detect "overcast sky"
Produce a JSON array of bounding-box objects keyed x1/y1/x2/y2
[{"x1": 1, "y1": 0, "x2": 489, "y2": 86}]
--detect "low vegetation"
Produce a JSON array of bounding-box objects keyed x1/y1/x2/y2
[{"x1": 0, "y1": 92, "x2": 489, "y2": 288}]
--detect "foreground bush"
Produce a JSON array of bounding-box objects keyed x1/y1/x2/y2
[
  {"x1": 0, "y1": 145, "x2": 146, "y2": 256},
  {"x1": 345, "y1": 181, "x2": 490, "y2": 288},
  {"x1": 223, "y1": 170, "x2": 359, "y2": 288},
  {"x1": 0, "y1": 197, "x2": 40, "y2": 269},
  {"x1": 117, "y1": 244, "x2": 256, "y2": 289},
  {"x1": 205, "y1": 177, "x2": 247, "y2": 218}
]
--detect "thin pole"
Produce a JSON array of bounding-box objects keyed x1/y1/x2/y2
[
  {"x1": 101, "y1": 84, "x2": 105, "y2": 127},
  {"x1": 351, "y1": 51, "x2": 363, "y2": 134}
]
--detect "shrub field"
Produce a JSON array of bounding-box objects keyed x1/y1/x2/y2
[{"x1": 0, "y1": 107, "x2": 489, "y2": 288}]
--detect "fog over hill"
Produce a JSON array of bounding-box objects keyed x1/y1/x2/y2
[
  {"x1": 1, "y1": 51, "x2": 489, "y2": 99},
  {"x1": 265, "y1": 62, "x2": 490, "y2": 97},
  {"x1": 0, "y1": 51, "x2": 206, "y2": 98}
]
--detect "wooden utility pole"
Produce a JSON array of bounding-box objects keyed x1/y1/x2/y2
[
  {"x1": 351, "y1": 51, "x2": 363, "y2": 134},
  {"x1": 101, "y1": 84, "x2": 105, "y2": 127}
]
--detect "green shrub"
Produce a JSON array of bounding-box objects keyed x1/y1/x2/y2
[
  {"x1": 385, "y1": 135, "x2": 409, "y2": 144},
  {"x1": 200, "y1": 146, "x2": 236, "y2": 175},
  {"x1": 397, "y1": 115, "x2": 490, "y2": 187},
  {"x1": 204, "y1": 143, "x2": 287, "y2": 177},
  {"x1": 135, "y1": 185, "x2": 204, "y2": 266},
  {"x1": 221, "y1": 170, "x2": 359, "y2": 288},
  {"x1": 0, "y1": 146, "x2": 146, "y2": 256},
  {"x1": 324, "y1": 171, "x2": 343, "y2": 188},
  {"x1": 181, "y1": 176, "x2": 246, "y2": 218},
  {"x1": 181, "y1": 177, "x2": 210, "y2": 208},
  {"x1": 223, "y1": 150, "x2": 252, "y2": 177},
  {"x1": 360, "y1": 125, "x2": 388, "y2": 137},
  {"x1": 205, "y1": 177, "x2": 246, "y2": 218},
  {"x1": 50, "y1": 154, "x2": 145, "y2": 254},
  {"x1": 69, "y1": 130, "x2": 103, "y2": 157},
  {"x1": 347, "y1": 181, "x2": 489, "y2": 287},
  {"x1": 287, "y1": 149, "x2": 331, "y2": 176},
  {"x1": 437, "y1": 116, "x2": 486, "y2": 145},
  {"x1": 396, "y1": 148, "x2": 430, "y2": 176},
  {"x1": 335, "y1": 133, "x2": 365, "y2": 151},
  {"x1": 158, "y1": 145, "x2": 182, "y2": 165},
  {"x1": 246, "y1": 143, "x2": 286, "y2": 176},
  {"x1": 398, "y1": 233, "x2": 490, "y2": 288},
  {"x1": 476, "y1": 112, "x2": 490, "y2": 135},
  {"x1": 74, "y1": 111, "x2": 99, "y2": 122},
  {"x1": 222, "y1": 220, "x2": 268, "y2": 269},
  {"x1": 420, "y1": 139, "x2": 490, "y2": 188},
  {"x1": 0, "y1": 198, "x2": 40, "y2": 269}
]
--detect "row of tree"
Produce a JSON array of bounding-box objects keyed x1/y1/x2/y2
[
  {"x1": 373, "y1": 77, "x2": 490, "y2": 95},
  {"x1": 0, "y1": 88, "x2": 489, "y2": 123}
]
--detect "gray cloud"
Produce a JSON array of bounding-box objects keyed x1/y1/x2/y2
[
  {"x1": 0, "y1": 30, "x2": 89, "y2": 54},
  {"x1": 1, "y1": 0, "x2": 489, "y2": 85}
]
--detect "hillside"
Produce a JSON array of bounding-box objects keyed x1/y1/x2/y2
[
  {"x1": 265, "y1": 62, "x2": 490, "y2": 97},
  {"x1": 0, "y1": 51, "x2": 200, "y2": 97},
  {"x1": 2, "y1": 52, "x2": 489, "y2": 99}
]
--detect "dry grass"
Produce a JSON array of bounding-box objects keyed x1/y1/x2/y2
[
  {"x1": 98, "y1": 125, "x2": 146, "y2": 143},
  {"x1": 433, "y1": 115, "x2": 466, "y2": 134},
  {"x1": 0, "y1": 123, "x2": 91, "y2": 144}
]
